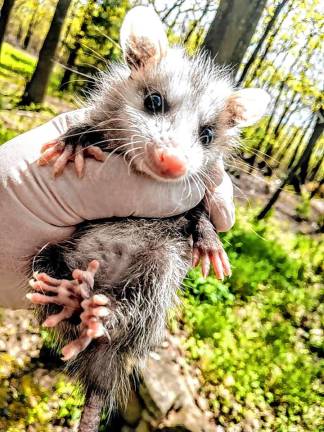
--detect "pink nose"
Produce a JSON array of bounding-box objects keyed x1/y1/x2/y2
[{"x1": 152, "y1": 148, "x2": 187, "y2": 177}]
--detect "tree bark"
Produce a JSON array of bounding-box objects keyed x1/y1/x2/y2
[
  {"x1": 310, "y1": 178, "x2": 323, "y2": 199},
  {"x1": 59, "y1": 0, "x2": 94, "y2": 91},
  {"x1": 20, "y1": 0, "x2": 71, "y2": 105},
  {"x1": 23, "y1": 3, "x2": 39, "y2": 50},
  {"x1": 257, "y1": 108, "x2": 324, "y2": 219},
  {"x1": 299, "y1": 108, "x2": 324, "y2": 184},
  {"x1": 202, "y1": 0, "x2": 267, "y2": 75},
  {"x1": 237, "y1": 0, "x2": 289, "y2": 85},
  {"x1": 246, "y1": 1, "x2": 293, "y2": 86},
  {"x1": 0, "y1": 0, "x2": 15, "y2": 54},
  {"x1": 308, "y1": 157, "x2": 323, "y2": 183}
]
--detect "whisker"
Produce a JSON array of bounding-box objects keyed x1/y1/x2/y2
[
  {"x1": 95, "y1": 26, "x2": 122, "y2": 51},
  {"x1": 55, "y1": 61, "x2": 96, "y2": 81},
  {"x1": 127, "y1": 152, "x2": 145, "y2": 176},
  {"x1": 80, "y1": 41, "x2": 108, "y2": 66}
]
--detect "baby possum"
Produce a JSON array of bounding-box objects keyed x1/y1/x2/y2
[{"x1": 28, "y1": 6, "x2": 269, "y2": 431}]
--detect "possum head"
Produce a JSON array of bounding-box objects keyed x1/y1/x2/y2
[{"x1": 91, "y1": 6, "x2": 270, "y2": 183}]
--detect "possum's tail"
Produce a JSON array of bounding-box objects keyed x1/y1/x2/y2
[
  {"x1": 78, "y1": 388, "x2": 104, "y2": 432},
  {"x1": 74, "y1": 344, "x2": 136, "y2": 432}
]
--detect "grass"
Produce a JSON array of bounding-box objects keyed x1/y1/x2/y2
[
  {"x1": 0, "y1": 42, "x2": 64, "y2": 100},
  {"x1": 0, "y1": 42, "x2": 74, "y2": 145},
  {"x1": 180, "y1": 208, "x2": 323, "y2": 431}
]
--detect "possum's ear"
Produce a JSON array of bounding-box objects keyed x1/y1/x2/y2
[
  {"x1": 120, "y1": 6, "x2": 169, "y2": 70},
  {"x1": 225, "y1": 88, "x2": 270, "y2": 127}
]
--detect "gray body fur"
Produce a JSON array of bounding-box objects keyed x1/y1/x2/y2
[{"x1": 33, "y1": 215, "x2": 195, "y2": 423}]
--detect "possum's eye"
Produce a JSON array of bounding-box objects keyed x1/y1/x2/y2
[
  {"x1": 144, "y1": 92, "x2": 165, "y2": 114},
  {"x1": 199, "y1": 126, "x2": 214, "y2": 146}
]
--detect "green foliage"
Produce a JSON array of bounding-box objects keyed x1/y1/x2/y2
[
  {"x1": 0, "y1": 42, "x2": 65, "y2": 107},
  {"x1": 181, "y1": 208, "x2": 323, "y2": 430},
  {"x1": 0, "y1": 43, "x2": 74, "y2": 146},
  {"x1": 295, "y1": 191, "x2": 311, "y2": 220},
  {"x1": 0, "y1": 312, "x2": 82, "y2": 431},
  {"x1": 0, "y1": 372, "x2": 82, "y2": 431},
  {"x1": 66, "y1": 0, "x2": 131, "y2": 91},
  {"x1": 0, "y1": 126, "x2": 17, "y2": 145}
]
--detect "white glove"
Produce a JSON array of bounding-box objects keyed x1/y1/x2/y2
[{"x1": 205, "y1": 159, "x2": 235, "y2": 232}]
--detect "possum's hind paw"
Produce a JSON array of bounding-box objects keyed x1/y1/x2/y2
[
  {"x1": 27, "y1": 260, "x2": 110, "y2": 361},
  {"x1": 27, "y1": 272, "x2": 82, "y2": 326},
  {"x1": 192, "y1": 242, "x2": 231, "y2": 280},
  {"x1": 60, "y1": 260, "x2": 111, "y2": 361},
  {"x1": 38, "y1": 139, "x2": 106, "y2": 178},
  {"x1": 61, "y1": 293, "x2": 111, "y2": 362}
]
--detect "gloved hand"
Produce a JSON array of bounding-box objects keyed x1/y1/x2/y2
[
  {"x1": 0, "y1": 110, "x2": 234, "y2": 309},
  {"x1": 205, "y1": 158, "x2": 235, "y2": 233}
]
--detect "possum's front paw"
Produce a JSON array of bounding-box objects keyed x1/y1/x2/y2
[
  {"x1": 38, "y1": 137, "x2": 106, "y2": 177},
  {"x1": 192, "y1": 236, "x2": 231, "y2": 280}
]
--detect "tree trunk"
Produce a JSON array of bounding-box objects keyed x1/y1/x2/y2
[
  {"x1": 237, "y1": 0, "x2": 289, "y2": 85},
  {"x1": 255, "y1": 32, "x2": 310, "y2": 160},
  {"x1": 272, "y1": 125, "x2": 300, "y2": 169},
  {"x1": 246, "y1": 1, "x2": 293, "y2": 86},
  {"x1": 202, "y1": 0, "x2": 267, "y2": 75},
  {"x1": 59, "y1": 0, "x2": 94, "y2": 91},
  {"x1": 58, "y1": 4, "x2": 78, "y2": 59},
  {"x1": 0, "y1": 0, "x2": 15, "y2": 54},
  {"x1": 273, "y1": 92, "x2": 299, "y2": 140},
  {"x1": 23, "y1": 3, "x2": 39, "y2": 50},
  {"x1": 308, "y1": 157, "x2": 323, "y2": 183},
  {"x1": 20, "y1": 0, "x2": 71, "y2": 105},
  {"x1": 299, "y1": 108, "x2": 324, "y2": 185},
  {"x1": 310, "y1": 178, "x2": 323, "y2": 199},
  {"x1": 257, "y1": 109, "x2": 324, "y2": 219}
]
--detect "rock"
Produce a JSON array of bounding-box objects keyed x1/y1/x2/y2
[
  {"x1": 136, "y1": 338, "x2": 216, "y2": 432},
  {"x1": 197, "y1": 396, "x2": 209, "y2": 411},
  {"x1": 140, "y1": 352, "x2": 181, "y2": 418},
  {"x1": 162, "y1": 406, "x2": 216, "y2": 432},
  {"x1": 122, "y1": 391, "x2": 142, "y2": 425},
  {"x1": 139, "y1": 337, "x2": 216, "y2": 432}
]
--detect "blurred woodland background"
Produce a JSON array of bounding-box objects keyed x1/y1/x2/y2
[{"x1": 0, "y1": 1, "x2": 323, "y2": 431}]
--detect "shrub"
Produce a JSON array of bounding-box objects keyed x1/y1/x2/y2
[{"x1": 181, "y1": 208, "x2": 323, "y2": 431}]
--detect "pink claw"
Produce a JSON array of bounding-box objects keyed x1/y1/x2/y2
[
  {"x1": 219, "y1": 249, "x2": 231, "y2": 276},
  {"x1": 201, "y1": 253, "x2": 211, "y2": 278},
  {"x1": 210, "y1": 251, "x2": 224, "y2": 280},
  {"x1": 192, "y1": 248, "x2": 200, "y2": 267},
  {"x1": 53, "y1": 145, "x2": 74, "y2": 177},
  {"x1": 192, "y1": 242, "x2": 231, "y2": 280},
  {"x1": 38, "y1": 141, "x2": 64, "y2": 166},
  {"x1": 37, "y1": 140, "x2": 106, "y2": 177}
]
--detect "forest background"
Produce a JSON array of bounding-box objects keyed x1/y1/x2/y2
[{"x1": 0, "y1": 0, "x2": 323, "y2": 431}]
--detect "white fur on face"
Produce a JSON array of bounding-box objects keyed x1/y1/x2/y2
[
  {"x1": 89, "y1": 48, "x2": 236, "y2": 183},
  {"x1": 87, "y1": 6, "x2": 269, "y2": 184}
]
